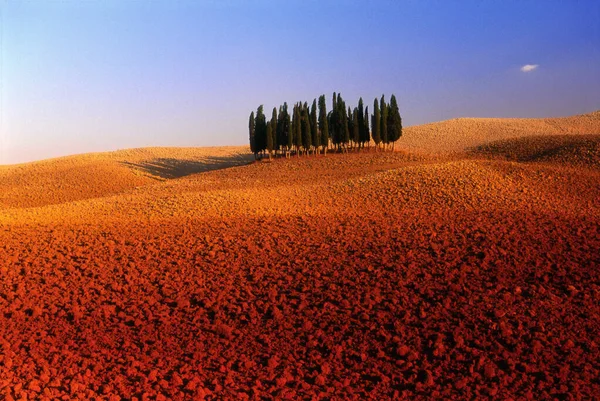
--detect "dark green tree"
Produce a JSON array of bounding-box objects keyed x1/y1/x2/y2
[
  {"x1": 255, "y1": 105, "x2": 267, "y2": 156},
  {"x1": 388, "y1": 94, "x2": 402, "y2": 151},
  {"x1": 301, "y1": 103, "x2": 312, "y2": 153},
  {"x1": 310, "y1": 99, "x2": 319, "y2": 153},
  {"x1": 380, "y1": 95, "x2": 388, "y2": 150},
  {"x1": 294, "y1": 103, "x2": 302, "y2": 154},
  {"x1": 271, "y1": 107, "x2": 278, "y2": 156},
  {"x1": 352, "y1": 108, "x2": 359, "y2": 149},
  {"x1": 364, "y1": 106, "x2": 370, "y2": 149},
  {"x1": 348, "y1": 106, "x2": 355, "y2": 148},
  {"x1": 352, "y1": 107, "x2": 362, "y2": 150},
  {"x1": 372, "y1": 98, "x2": 381, "y2": 150},
  {"x1": 249, "y1": 111, "x2": 256, "y2": 158},
  {"x1": 338, "y1": 94, "x2": 349, "y2": 151},
  {"x1": 285, "y1": 104, "x2": 293, "y2": 156},
  {"x1": 331, "y1": 92, "x2": 341, "y2": 149},
  {"x1": 357, "y1": 97, "x2": 365, "y2": 149},
  {"x1": 343, "y1": 103, "x2": 350, "y2": 151},
  {"x1": 277, "y1": 103, "x2": 290, "y2": 155},
  {"x1": 266, "y1": 121, "x2": 273, "y2": 159},
  {"x1": 327, "y1": 111, "x2": 333, "y2": 148},
  {"x1": 318, "y1": 95, "x2": 329, "y2": 154}
]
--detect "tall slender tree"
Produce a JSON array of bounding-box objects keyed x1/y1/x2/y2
[
  {"x1": 248, "y1": 111, "x2": 256, "y2": 159},
  {"x1": 348, "y1": 106, "x2": 355, "y2": 149},
  {"x1": 266, "y1": 121, "x2": 273, "y2": 159},
  {"x1": 372, "y1": 98, "x2": 381, "y2": 150},
  {"x1": 352, "y1": 108, "x2": 359, "y2": 149},
  {"x1": 310, "y1": 99, "x2": 319, "y2": 154},
  {"x1": 301, "y1": 103, "x2": 312, "y2": 153},
  {"x1": 380, "y1": 95, "x2": 388, "y2": 150},
  {"x1": 294, "y1": 103, "x2": 302, "y2": 154},
  {"x1": 388, "y1": 94, "x2": 402, "y2": 151},
  {"x1": 339, "y1": 94, "x2": 349, "y2": 151},
  {"x1": 290, "y1": 105, "x2": 297, "y2": 154},
  {"x1": 255, "y1": 105, "x2": 267, "y2": 157},
  {"x1": 271, "y1": 107, "x2": 278, "y2": 156},
  {"x1": 364, "y1": 106, "x2": 370, "y2": 149},
  {"x1": 318, "y1": 95, "x2": 329, "y2": 154},
  {"x1": 277, "y1": 103, "x2": 289, "y2": 155},
  {"x1": 285, "y1": 104, "x2": 293, "y2": 157},
  {"x1": 357, "y1": 97, "x2": 365, "y2": 149},
  {"x1": 330, "y1": 94, "x2": 338, "y2": 149},
  {"x1": 331, "y1": 92, "x2": 339, "y2": 149},
  {"x1": 332, "y1": 92, "x2": 337, "y2": 115}
]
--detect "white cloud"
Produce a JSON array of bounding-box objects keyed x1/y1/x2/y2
[{"x1": 520, "y1": 64, "x2": 539, "y2": 72}]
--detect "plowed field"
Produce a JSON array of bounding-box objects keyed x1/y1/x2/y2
[{"x1": 1, "y1": 114, "x2": 599, "y2": 400}]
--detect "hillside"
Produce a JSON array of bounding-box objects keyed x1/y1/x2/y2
[
  {"x1": 0, "y1": 146, "x2": 251, "y2": 209},
  {"x1": 0, "y1": 114, "x2": 599, "y2": 400},
  {"x1": 3, "y1": 110, "x2": 599, "y2": 211},
  {"x1": 402, "y1": 110, "x2": 600, "y2": 153}
]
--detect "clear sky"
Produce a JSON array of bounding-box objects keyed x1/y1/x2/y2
[{"x1": 1, "y1": 0, "x2": 599, "y2": 164}]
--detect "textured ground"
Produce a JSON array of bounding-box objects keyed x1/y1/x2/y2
[
  {"x1": 0, "y1": 146, "x2": 250, "y2": 209},
  {"x1": 1, "y1": 113, "x2": 599, "y2": 400},
  {"x1": 403, "y1": 110, "x2": 600, "y2": 153}
]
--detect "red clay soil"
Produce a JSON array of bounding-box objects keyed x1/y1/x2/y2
[{"x1": 1, "y1": 146, "x2": 599, "y2": 400}]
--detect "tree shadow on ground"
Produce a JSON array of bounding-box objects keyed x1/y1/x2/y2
[{"x1": 122, "y1": 154, "x2": 254, "y2": 179}]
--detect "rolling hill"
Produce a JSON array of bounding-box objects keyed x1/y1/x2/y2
[
  {"x1": 0, "y1": 146, "x2": 251, "y2": 209},
  {"x1": 402, "y1": 110, "x2": 600, "y2": 153},
  {"x1": 0, "y1": 112, "x2": 598, "y2": 400}
]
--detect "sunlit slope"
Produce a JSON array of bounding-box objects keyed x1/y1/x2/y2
[
  {"x1": 0, "y1": 146, "x2": 251, "y2": 209},
  {"x1": 402, "y1": 110, "x2": 600, "y2": 153},
  {"x1": 2, "y1": 151, "x2": 597, "y2": 228},
  {"x1": 2, "y1": 110, "x2": 599, "y2": 211},
  {"x1": 1, "y1": 148, "x2": 598, "y2": 399}
]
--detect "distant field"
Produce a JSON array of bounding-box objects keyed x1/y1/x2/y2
[
  {"x1": 402, "y1": 110, "x2": 600, "y2": 153},
  {"x1": 0, "y1": 112, "x2": 599, "y2": 400},
  {"x1": 0, "y1": 146, "x2": 251, "y2": 209}
]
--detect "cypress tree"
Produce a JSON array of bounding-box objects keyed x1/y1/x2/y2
[
  {"x1": 352, "y1": 108, "x2": 359, "y2": 149},
  {"x1": 332, "y1": 92, "x2": 337, "y2": 115},
  {"x1": 372, "y1": 98, "x2": 381, "y2": 150},
  {"x1": 357, "y1": 97, "x2": 365, "y2": 149},
  {"x1": 380, "y1": 95, "x2": 388, "y2": 150},
  {"x1": 286, "y1": 105, "x2": 293, "y2": 157},
  {"x1": 255, "y1": 105, "x2": 267, "y2": 157},
  {"x1": 327, "y1": 111, "x2": 334, "y2": 149},
  {"x1": 277, "y1": 104, "x2": 286, "y2": 154},
  {"x1": 294, "y1": 103, "x2": 302, "y2": 154},
  {"x1": 271, "y1": 107, "x2": 278, "y2": 155},
  {"x1": 249, "y1": 111, "x2": 256, "y2": 158},
  {"x1": 343, "y1": 103, "x2": 350, "y2": 151},
  {"x1": 318, "y1": 95, "x2": 329, "y2": 154},
  {"x1": 338, "y1": 94, "x2": 349, "y2": 151},
  {"x1": 290, "y1": 105, "x2": 296, "y2": 154},
  {"x1": 331, "y1": 93, "x2": 340, "y2": 149},
  {"x1": 310, "y1": 99, "x2": 319, "y2": 153},
  {"x1": 388, "y1": 94, "x2": 403, "y2": 151},
  {"x1": 364, "y1": 106, "x2": 370, "y2": 149},
  {"x1": 266, "y1": 121, "x2": 273, "y2": 159},
  {"x1": 301, "y1": 104, "x2": 312, "y2": 153},
  {"x1": 348, "y1": 106, "x2": 354, "y2": 148}
]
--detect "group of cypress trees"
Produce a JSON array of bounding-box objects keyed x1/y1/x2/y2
[{"x1": 249, "y1": 93, "x2": 402, "y2": 159}]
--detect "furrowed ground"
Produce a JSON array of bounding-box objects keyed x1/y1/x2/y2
[{"x1": 1, "y1": 113, "x2": 599, "y2": 400}]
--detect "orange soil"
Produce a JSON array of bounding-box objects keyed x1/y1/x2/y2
[
  {"x1": 0, "y1": 112, "x2": 599, "y2": 400},
  {"x1": 0, "y1": 146, "x2": 250, "y2": 209},
  {"x1": 403, "y1": 110, "x2": 600, "y2": 153}
]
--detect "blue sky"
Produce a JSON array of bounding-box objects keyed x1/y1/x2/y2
[{"x1": 1, "y1": 0, "x2": 599, "y2": 164}]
